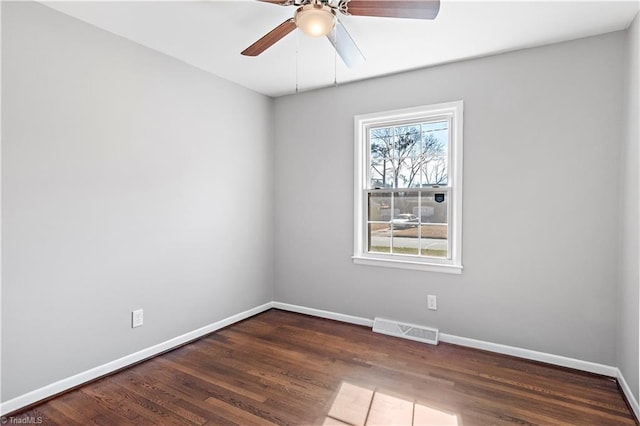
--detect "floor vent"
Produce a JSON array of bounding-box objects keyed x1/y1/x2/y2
[{"x1": 373, "y1": 317, "x2": 439, "y2": 345}]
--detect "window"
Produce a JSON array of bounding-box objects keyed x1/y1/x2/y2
[{"x1": 353, "y1": 101, "x2": 463, "y2": 273}]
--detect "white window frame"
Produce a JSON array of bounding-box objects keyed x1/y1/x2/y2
[{"x1": 353, "y1": 101, "x2": 463, "y2": 274}]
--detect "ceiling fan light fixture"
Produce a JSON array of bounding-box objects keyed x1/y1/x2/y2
[{"x1": 295, "y1": 3, "x2": 336, "y2": 37}]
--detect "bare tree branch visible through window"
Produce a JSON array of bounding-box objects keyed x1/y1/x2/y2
[{"x1": 370, "y1": 124, "x2": 447, "y2": 188}]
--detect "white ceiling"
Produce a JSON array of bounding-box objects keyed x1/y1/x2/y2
[{"x1": 42, "y1": 0, "x2": 640, "y2": 97}]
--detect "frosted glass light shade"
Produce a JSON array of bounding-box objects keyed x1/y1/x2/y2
[{"x1": 295, "y1": 4, "x2": 336, "y2": 37}]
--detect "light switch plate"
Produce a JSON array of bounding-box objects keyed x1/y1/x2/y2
[
  {"x1": 427, "y1": 295, "x2": 437, "y2": 310},
  {"x1": 132, "y1": 309, "x2": 144, "y2": 328}
]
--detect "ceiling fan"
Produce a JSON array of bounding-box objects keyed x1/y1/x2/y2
[{"x1": 241, "y1": 0, "x2": 440, "y2": 68}]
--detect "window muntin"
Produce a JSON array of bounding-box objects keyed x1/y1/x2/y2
[{"x1": 354, "y1": 101, "x2": 463, "y2": 273}]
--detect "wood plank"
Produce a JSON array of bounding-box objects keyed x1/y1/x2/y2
[
  {"x1": 5, "y1": 309, "x2": 637, "y2": 425},
  {"x1": 203, "y1": 396, "x2": 279, "y2": 426}
]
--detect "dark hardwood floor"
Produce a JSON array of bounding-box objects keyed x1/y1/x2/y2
[{"x1": 5, "y1": 309, "x2": 637, "y2": 425}]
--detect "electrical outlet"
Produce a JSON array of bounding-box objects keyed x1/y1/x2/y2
[
  {"x1": 132, "y1": 309, "x2": 144, "y2": 328},
  {"x1": 427, "y1": 295, "x2": 437, "y2": 310}
]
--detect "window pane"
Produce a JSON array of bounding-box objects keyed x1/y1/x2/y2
[
  {"x1": 391, "y1": 191, "x2": 419, "y2": 255},
  {"x1": 368, "y1": 223, "x2": 390, "y2": 253},
  {"x1": 370, "y1": 128, "x2": 394, "y2": 158},
  {"x1": 388, "y1": 126, "x2": 420, "y2": 189},
  {"x1": 393, "y1": 191, "x2": 419, "y2": 217},
  {"x1": 422, "y1": 121, "x2": 449, "y2": 185},
  {"x1": 368, "y1": 192, "x2": 391, "y2": 221},
  {"x1": 399, "y1": 157, "x2": 422, "y2": 188},
  {"x1": 391, "y1": 225, "x2": 420, "y2": 255},
  {"x1": 370, "y1": 158, "x2": 393, "y2": 188},
  {"x1": 420, "y1": 191, "x2": 448, "y2": 258},
  {"x1": 421, "y1": 155, "x2": 448, "y2": 186},
  {"x1": 394, "y1": 126, "x2": 422, "y2": 158},
  {"x1": 420, "y1": 225, "x2": 448, "y2": 257}
]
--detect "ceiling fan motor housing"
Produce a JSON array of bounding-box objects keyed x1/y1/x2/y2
[{"x1": 294, "y1": 3, "x2": 337, "y2": 37}]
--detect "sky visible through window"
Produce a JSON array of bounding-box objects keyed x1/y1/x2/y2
[{"x1": 370, "y1": 121, "x2": 448, "y2": 189}]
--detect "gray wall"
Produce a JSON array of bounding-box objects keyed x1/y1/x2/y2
[
  {"x1": 618, "y1": 11, "x2": 639, "y2": 401},
  {"x1": 274, "y1": 32, "x2": 626, "y2": 366},
  {"x1": 2, "y1": 0, "x2": 637, "y2": 409},
  {"x1": 1, "y1": 2, "x2": 273, "y2": 401}
]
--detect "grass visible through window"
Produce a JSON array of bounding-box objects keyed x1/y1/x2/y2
[{"x1": 369, "y1": 246, "x2": 447, "y2": 258}]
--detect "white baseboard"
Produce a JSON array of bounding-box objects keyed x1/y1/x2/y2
[
  {"x1": 3, "y1": 301, "x2": 635, "y2": 420},
  {"x1": 617, "y1": 367, "x2": 640, "y2": 419},
  {"x1": 272, "y1": 302, "x2": 374, "y2": 327},
  {"x1": 273, "y1": 302, "x2": 620, "y2": 377},
  {"x1": 0, "y1": 302, "x2": 274, "y2": 416},
  {"x1": 275, "y1": 303, "x2": 640, "y2": 416},
  {"x1": 438, "y1": 333, "x2": 619, "y2": 377}
]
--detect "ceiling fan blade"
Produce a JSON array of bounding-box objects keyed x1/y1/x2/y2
[
  {"x1": 257, "y1": 0, "x2": 296, "y2": 5},
  {"x1": 327, "y1": 19, "x2": 365, "y2": 68},
  {"x1": 241, "y1": 18, "x2": 297, "y2": 56},
  {"x1": 342, "y1": 0, "x2": 440, "y2": 20}
]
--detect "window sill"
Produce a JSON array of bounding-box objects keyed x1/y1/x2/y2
[{"x1": 352, "y1": 255, "x2": 463, "y2": 274}]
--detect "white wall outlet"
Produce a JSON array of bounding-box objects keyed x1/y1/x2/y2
[
  {"x1": 427, "y1": 295, "x2": 437, "y2": 310},
  {"x1": 132, "y1": 309, "x2": 144, "y2": 328}
]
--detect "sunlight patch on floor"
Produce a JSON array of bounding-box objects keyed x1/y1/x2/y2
[{"x1": 324, "y1": 382, "x2": 459, "y2": 426}]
